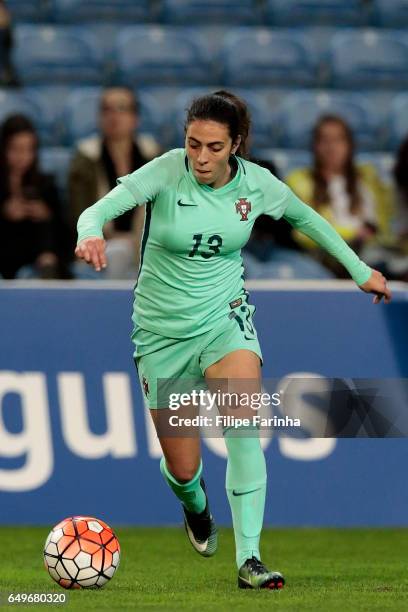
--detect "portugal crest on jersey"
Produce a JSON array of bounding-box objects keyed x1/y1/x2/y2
[{"x1": 235, "y1": 198, "x2": 252, "y2": 221}]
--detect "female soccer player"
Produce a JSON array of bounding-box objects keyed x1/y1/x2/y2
[{"x1": 76, "y1": 91, "x2": 391, "y2": 590}]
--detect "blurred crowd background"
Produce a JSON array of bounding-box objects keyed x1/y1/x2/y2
[{"x1": 0, "y1": 0, "x2": 408, "y2": 281}]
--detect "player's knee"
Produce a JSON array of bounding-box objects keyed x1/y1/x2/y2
[{"x1": 166, "y1": 462, "x2": 200, "y2": 483}]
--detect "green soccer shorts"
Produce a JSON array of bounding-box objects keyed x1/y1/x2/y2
[{"x1": 132, "y1": 300, "x2": 262, "y2": 409}]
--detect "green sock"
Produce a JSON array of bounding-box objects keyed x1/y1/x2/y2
[
  {"x1": 223, "y1": 426, "x2": 267, "y2": 569},
  {"x1": 160, "y1": 457, "x2": 206, "y2": 514}
]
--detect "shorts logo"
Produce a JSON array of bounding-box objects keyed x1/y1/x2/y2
[
  {"x1": 142, "y1": 376, "x2": 149, "y2": 397},
  {"x1": 235, "y1": 198, "x2": 252, "y2": 221}
]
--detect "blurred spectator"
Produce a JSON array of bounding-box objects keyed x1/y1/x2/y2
[
  {"x1": 286, "y1": 115, "x2": 392, "y2": 277},
  {"x1": 0, "y1": 1, "x2": 18, "y2": 86},
  {"x1": 68, "y1": 87, "x2": 161, "y2": 279},
  {"x1": 0, "y1": 115, "x2": 69, "y2": 279},
  {"x1": 393, "y1": 136, "x2": 408, "y2": 247},
  {"x1": 359, "y1": 136, "x2": 408, "y2": 281},
  {"x1": 243, "y1": 157, "x2": 334, "y2": 280},
  {"x1": 350, "y1": 138, "x2": 408, "y2": 281}
]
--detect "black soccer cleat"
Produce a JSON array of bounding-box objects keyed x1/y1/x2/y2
[
  {"x1": 238, "y1": 556, "x2": 285, "y2": 589},
  {"x1": 183, "y1": 478, "x2": 217, "y2": 557}
]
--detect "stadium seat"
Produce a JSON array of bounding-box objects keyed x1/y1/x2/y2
[
  {"x1": 71, "y1": 261, "x2": 105, "y2": 279},
  {"x1": 115, "y1": 26, "x2": 213, "y2": 86},
  {"x1": 265, "y1": 0, "x2": 366, "y2": 26},
  {"x1": 6, "y1": 0, "x2": 51, "y2": 22},
  {"x1": 161, "y1": 0, "x2": 259, "y2": 25},
  {"x1": 62, "y1": 87, "x2": 165, "y2": 146},
  {"x1": 136, "y1": 91, "x2": 167, "y2": 144},
  {"x1": 276, "y1": 91, "x2": 379, "y2": 150},
  {"x1": 372, "y1": 0, "x2": 408, "y2": 28},
  {"x1": 231, "y1": 89, "x2": 276, "y2": 149},
  {"x1": 39, "y1": 147, "x2": 72, "y2": 196},
  {"x1": 221, "y1": 29, "x2": 317, "y2": 87},
  {"x1": 243, "y1": 249, "x2": 335, "y2": 280},
  {"x1": 0, "y1": 89, "x2": 42, "y2": 127},
  {"x1": 52, "y1": 0, "x2": 151, "y2": 23},
  {"x1": 25, "y1": 86, "x2": 71, "y2": 146},
  {"x1": 0, "y1": 87, "x2": 70, "y2": 147},
  {"x1": 252, "y1": 148, "x2": 311, "y2": 178},
  {"x1": 328, "y1": 30, "x2": 408, "y2": 89},
  {"x1": 253, "y1": 149, "x2": 394, "y2": 184},
  {"x1": 0, "y1": 88, "x2": 62, "y2": 147},
  {"x1": 61, "y1": 87, "x2": 102, "y2": 145},
  {"x1": 389, "y1": 93, "x2": 408, "y2": 148},
  {"x1": 13, "y1": 25, "x2": 104, "y2": 85}
]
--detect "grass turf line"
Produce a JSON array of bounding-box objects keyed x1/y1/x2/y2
[{"x1": 0, "y1": 527, "x2": 407, "y2": 611}]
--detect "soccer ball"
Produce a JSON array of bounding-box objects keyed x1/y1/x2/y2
[{"x1": 43, "y1": 516, "x2": 120, "y2": 589}]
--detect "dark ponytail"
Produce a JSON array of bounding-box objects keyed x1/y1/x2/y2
[{"x1": 185, "y1": 90, "x2": 251, "y2": 158}]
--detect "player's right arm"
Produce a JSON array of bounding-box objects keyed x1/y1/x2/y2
[
  {"x1": 75, "y1": 149, "x2": 183, "y2": 271},
  {"x1": 75, "y1": 183, "x2": 137, "y2": 271},
  {"x1": 257, "y1": 165, "x2": 391, "y2": 303}
]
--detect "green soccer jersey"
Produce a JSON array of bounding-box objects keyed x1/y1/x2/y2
[{"x1": 77, "y1": 148, "x2": 372, "y2": 339}]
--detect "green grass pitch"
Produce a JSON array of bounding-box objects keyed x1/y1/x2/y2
[{"x1": 1, "y1": 527, "x2": 407, "y2": 611}]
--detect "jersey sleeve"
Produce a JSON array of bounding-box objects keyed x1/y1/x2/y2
[
  {"x1": 281, "y1": 190, "x2": 372, "y2": 286},
  {"x1": 262, "y1": 172, "x2": 295, "y2": 220},
  {"x1": 117, "y1": 149, "x2": 182, "y2": 203},
  {"x1": 77, "y1": 149, "x2": 182, "y2": 244},
  {"x1": 77, "y1": 183, "x2": 138, "y2": 243}
]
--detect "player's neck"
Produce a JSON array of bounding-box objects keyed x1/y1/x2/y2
[
  {"x1": 211, "y1": 164, "x2": 232, "y2": 189},
  {"x1": 211, "y1": 158, "x2": 238, "y2": 189}
]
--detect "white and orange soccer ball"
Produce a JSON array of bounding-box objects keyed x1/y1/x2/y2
[{"x1": 43, "y1": 516, "x2": 120, "y2": 589}]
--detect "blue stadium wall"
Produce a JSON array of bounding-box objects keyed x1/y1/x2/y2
[{"x1": 0, "y1": 281, "x2": 407, "y2": 526}]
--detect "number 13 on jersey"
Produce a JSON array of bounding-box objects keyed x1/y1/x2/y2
[{"x1": 188, "y1": 234, "x2": 223, "y2": 259}]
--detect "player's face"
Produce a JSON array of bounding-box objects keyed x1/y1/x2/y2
[
  {"x1": 314, "y1": 121, "x2": 351, "y2": 174},
  {"x1": 186, "y1": 120, "x2": 240, "y2": 189},
  {"x1": 6, "y1": 132, "x2": 36, "y2": 174},
  {"x1": 100, "y1": 89, "x2": 138, "y2": 141}
]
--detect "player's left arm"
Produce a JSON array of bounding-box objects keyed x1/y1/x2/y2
[{"x1": 280, "y1": 191, "x2": 391, "y2": 304}]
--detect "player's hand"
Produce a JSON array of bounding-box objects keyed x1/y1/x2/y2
[
  {"x1": 75, "y1": 237, "x2": 107, "y2": 272},
  {"x1": 359, "y1": 269, "x2": 392, "y2": 304}
]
